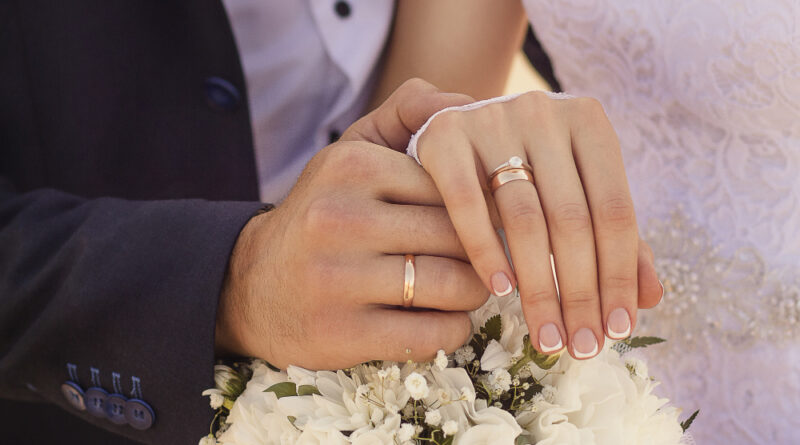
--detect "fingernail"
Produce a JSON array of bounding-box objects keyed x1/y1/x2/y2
[
  {"x1": 572, "y1": 328, "x2": 599, "y2": 359},
  {"x1": 538, "y1": 323, "x2": 563, "y2": 353},
  {"x1": 490, "y1": 272, "x2": 513, "y2": 297},
  {"x1": 607, "y1": 308, "x2": 631, "y2": 339},
  {"x1": 658, "y1": 280, "x2": 665, "y2": 302}
]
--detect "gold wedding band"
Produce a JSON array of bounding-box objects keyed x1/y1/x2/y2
[
  {"x1": 488, "y1": 156, "x2": 534, "y2": 193},
  {"x1": 490, "y1": 168, "x2": 534, "y2": 193},
  {"x1": 403, "y1": 254, "x2": 416, "y2": 308}
]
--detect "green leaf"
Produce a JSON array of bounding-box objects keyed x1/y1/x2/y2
[
  {"x1": 287, "y1": 416, "x2": 297, "y2": 426},
  {"x1": 264, "y1": 382, "x2": 297, "y2": 399},
  {"x1": 681, "y1": 409, "x2": 699, "y2": 432},
  {"x1": 482, "y1": 314, "x2": 502, "y2": 342},
  {"x1": 531, "y1": 349, "x2": 561, "y2": 370},
  {"x1": 441, "y1": 435, "x2": 455, "y2": 445},
  {"x1": 297, "y1": 385, "x2": 321, "y2": 396},
  {"x1": 622, "y1": 336, "x2": 666, "y2": 349},
  {"x1": 515, "y1": 434, "x2": 534, "y2": 445}
]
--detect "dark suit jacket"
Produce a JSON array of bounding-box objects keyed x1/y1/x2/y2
[{"x1": 0, "y1": 1, "x2": 265, "y2": 443}]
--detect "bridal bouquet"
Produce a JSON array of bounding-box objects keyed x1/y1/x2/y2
[{"x1": 199, "y1": 293, "x2": 696, "y2": 445}]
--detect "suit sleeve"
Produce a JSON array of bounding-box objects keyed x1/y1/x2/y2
[{"x1": 0, "y1": 180, "x2": 265, "y2": 444}]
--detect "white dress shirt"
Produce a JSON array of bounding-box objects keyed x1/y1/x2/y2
[{"x1": 223, "y1": 0, "x2": 394, "y2": 203}]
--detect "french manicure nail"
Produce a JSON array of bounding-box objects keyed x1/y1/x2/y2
[
  {"x1": 490, "y1": 272, "x2": 513, "y2": 297},
  {"x1": 607, "y1": 308, "x2": 631, "y2": 339},
  {"x1": 572, "y1": 328, "x2": 599, "y2": 359},
  {"x1": 539, "y1": 323, "x2": 563, "y2": 353}
]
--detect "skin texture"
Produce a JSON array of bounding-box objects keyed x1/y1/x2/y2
[
  {"x1": 415, "y1": 91, "x2": 662, "y2": 360},
  {"x1": 370, "y1": 2, "x2": 662, "y2": 359},
  {"x1": 216, "y1": 80, "x2": 488, "y2": 370},
  {"x1": 369, "y1": 0, "x2": 528, "y2": 108}
]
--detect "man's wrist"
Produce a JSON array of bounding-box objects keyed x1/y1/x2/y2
[{"x1": 215, "y1": 204, "x2": 276, "y2": 358}]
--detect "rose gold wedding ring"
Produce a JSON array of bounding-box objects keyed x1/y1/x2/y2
[
  {"x1": 403, "y1": 254, "x2": 416, "y2": 308},
  {"x1": 488, "y1": 155, "x2": 532, "y2": 177},
  {"x1": 488, "y1": 156, "x2": 534, "y2": 193}
]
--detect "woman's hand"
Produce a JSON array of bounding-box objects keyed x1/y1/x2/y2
[{"x1": 412, "y1": 84, "x2": 662, "y2": 360}]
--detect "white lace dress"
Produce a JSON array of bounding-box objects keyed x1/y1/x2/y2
[{"x1": 521, "y1": 1, "x2": 800, "y2": 443}]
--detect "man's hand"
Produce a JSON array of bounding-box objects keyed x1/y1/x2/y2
[{"x1": 215, "y1": 80, "x2": 483, "y2": 370}]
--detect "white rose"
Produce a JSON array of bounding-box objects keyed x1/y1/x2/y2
[
  {"x1": 404, "y1": 372, "x2": 430, "y2": 400},
  {"x1": 520, "y1": 346, "x2": 683, "y2": 445}
]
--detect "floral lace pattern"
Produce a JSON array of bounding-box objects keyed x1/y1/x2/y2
[{"x1": 522, "y1": 0, "x2": 800, "y2": 442}]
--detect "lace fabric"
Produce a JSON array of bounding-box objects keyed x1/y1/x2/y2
[{"x1": 521, "y1": 0, "x2": 800, "y2": 442}]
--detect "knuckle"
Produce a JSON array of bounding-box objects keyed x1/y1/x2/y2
[
  {"x1": 442, "y1": 176, "x2": 480, "y2": 209},
  {"x1": 603, "y1": 275, "x2": 637, "y2": 294},
  {"x1": 561, "y1": 290, "x2": 599, "y2": 311},
  {"x1": 518, "y1": 90, "x2": 552, "y2": 110},
  {"x1": 551, "y1": 202, "x2": 593, "y2": 233},
  {"x1": 321, "y1": 142, "x2": 376, "y2": 178},
  {"x1": 597, "y1": 196, "x2": 636, "y2": 228},
  {"x1": 427, "y1": 109, "x2": 464, "y2": 135},
  {"x1": 304, "y1": 196, "x2": 364, "y2": 235},
  {"x1": 521, "y1": 288, "x2": 557, "y2": 307},
  {"x1": 401, "y1": 77, "x2": 434, "y2": 93},
  {"x1": 463, "y1": 240, "x2": 496, "y2": 267},
  {"x1": 574, "y1": 96, "x2": 606, "y2": 116},
  {"x1": 504, "y1": 198, "x2": 544, "y2": 232}
]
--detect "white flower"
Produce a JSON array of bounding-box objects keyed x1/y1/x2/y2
[
  {"x1": 425, "y1": 408, "x2": 442, "y2": 426},
  {"x1": 455, "y1": 345, "x2": 476, "y2": 366},
  {"x1": 397, "y1": 423, "x2": 415, "y2": 442},
  {"x1": 442, "y1": 420, "x2": 459, "y2": 436},
  {"x1": 459, "y1": 407, "x2": 523, "y2": 445},
  {"x1": 214, "y1": 365, "x2": 245, "y2": 397},
  {"x1": 487, "y1": 368, "x2": 512, "y2": 393},
  {"x1": 404, "y1": 372, "x2": 430, "y2": 400},
  {"x1": 480, "y1": 340, "x2": 513, "y2": 372},
  {"x1": 540, "y1": 384, "x2": 556, "y2": 403},
  {"x1": 389, "y1": 365, "x2": 401, "y2": 381},
  {"x1": 626, "y1": 357, "x2": 649, "y2": 379},
  {"x1": 198, "y1": 435, "x2": 216, "y2": 445},
  {"x1": 519, "y1": 345, "x2": 683, "y2": 445},
  {"x1": 434, "y1": 349, "x2": 448, "y2": 371},
  {"x1": 460, "y1": 386, "x2": 476, "y2": 403},
  {"x1": 202, "y1": 388, "x2": 225, "y2": 409}
]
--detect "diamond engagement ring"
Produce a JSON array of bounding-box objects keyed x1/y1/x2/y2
[{"x1": 488, "y1": 156, "x2": 534, "y2": 193}]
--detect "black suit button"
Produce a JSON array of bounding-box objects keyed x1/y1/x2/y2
[
  {"x1": 104, "y1": 394, "x2": 128, "y2": 425},
  {"x1": 334, "y1": 1, "x2": 351, "y2": 18},
  {"x1": 204, "y1": 77, "x2": 241, "y2": 111},
  {"x1": 124, "y1": 399, "x2": 155, "y2": 430},
  {"x1": 85, "y1": 387, "x2": 109, "y2": 418},
  {"x1": 60, "y1": 381, "x2": 86, "y2": 411}
]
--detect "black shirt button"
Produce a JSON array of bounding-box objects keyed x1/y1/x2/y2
[
  {"x1": 334, "y1": 1, "x2": 351, "y2": 18},
  {"x1": 204, "y1": 77, "x2": 241, "y2": 111},
  {"x1": 329, "y1": 130, "x2": 341, "y2": 144}
]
